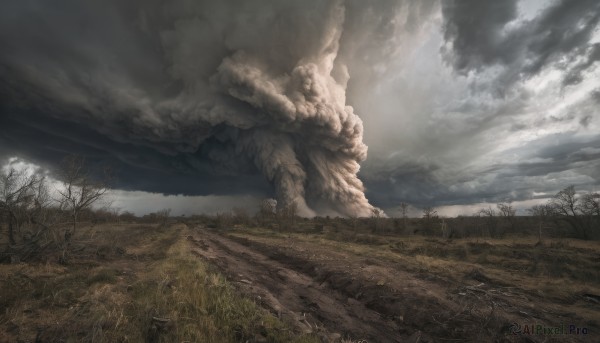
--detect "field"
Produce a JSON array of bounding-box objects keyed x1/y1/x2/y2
[
  {"x1": 0, "y1": 223, "x2": 319, "y2": 343},
  {"x1": 1, "y1": 223, "x2": 599, "y2": 342}
]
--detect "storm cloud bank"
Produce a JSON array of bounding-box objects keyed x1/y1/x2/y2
[
  {"x1": 2, "y1": 0, "x2": 599, "y2": 215},
  {"x1": 0, "y1": 0, "x2": 400, "y2": 216}
]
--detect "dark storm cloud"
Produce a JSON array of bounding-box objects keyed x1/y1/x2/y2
[
  {"x1": 563, "y1": 44, "x2": 600, "y2": 86},
  {"x1": 343, "y1": 0, "x2": 599, "y2": 212},
  {"x1": 442, "y1": 0, "x2": 600, "y2": 88},
  {"x1": 2, "y1": 0, "x2": 599, "y2": 216},
  {"x1": 361, "y1": 160, "x2": 445, "y2": 208},
  {"x1": 361, "y1": 133, "x2": 600, "y2": 209},
  {"x1": 0, "y1": 111, "x2": 268, "y2": 196},
  {"x1": 1, "y1": 0, "x2": 421, "y2": 216},
  {"x1": 441, "y1": 0, "x2": 519, "y2": 70}
]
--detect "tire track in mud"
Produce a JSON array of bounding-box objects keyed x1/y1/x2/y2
[
  {"x1": 188, "y1": 229, "x2": 413, "y2": 343},
  {"x1": 224, "y1": 235, "x2": 472, "y2": 342},
  {"x1": 189, "y1": 229, "x2": 598, "y2": 343}
]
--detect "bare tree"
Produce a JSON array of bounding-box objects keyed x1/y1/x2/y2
[
  {"x1": 215, "y1": 211, "x2": 232, "y2": 230},
  {"x1": 119, "y1": 211, "x2": 137, "y2": 223},
  {"x1": 29, "y1": 176, "x2": 53, "y2": 226},
  {"x1": 278, "y1": 201, "x2": 298, "y2": 230},
  {"x1": 580, "y1": 192, "x2": 599, "y2": 237},
  {"x1": 232, "y1": 207, "x2": 249, "y2": 226},
  {"x1": 477, "y1": 206, "x2": 498, "y2": 237},
  {"x1": 0, "y1": 167, "x2": 60, "y2": 263},
  {"x1": 0, "y1": 168, "x2": 42, "y2": 244},
  {"x1": 549, "y1": 186, "x2": 579, "y2": 217},
  {"x1": 257, "y1": 198, "x2": 277, "y2": 225},
  {"x1": 398, "y1": 202, "x2": 409, "y2": 229},
  {"x1": 497, "y1": 202, "x2": 516, "y2": 232},
  {"x1": 110, "y1": 207, "x2": 122, "y2": 223},
  {"x1": 156, "y1": 208, "x2": 171, "y2": 226},
  {"x1": 580, "y1": 192, "x2": 600, "y2": 216},
  {"x1": 422, "y1": 207, "x2": 438, "y2": 220},
  {"x1": 439, "y1": 217, "x2": 448, "y2": 238},
  {"x1": 497, "y1": 202, "x2": 516, "y2": 217},
  {"x1": 56, "y1": 155, "x2": 110, "y2": 240},
  {"x1": 371, "y1": 208, "x2": 385, "y2": 232},
  {"x1": 528, "y1": 204, "x2": 551, "y2": 243},
  {"x1": 420, "y1": 206, "x2": 438, "y2": 235},
  {"x1": 547, "y1": 185, "x2": 590, "y2": 239}
]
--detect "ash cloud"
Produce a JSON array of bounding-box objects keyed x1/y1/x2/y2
[{"x1": 0, "y1": 0, "x2": 391, "y2": 217}]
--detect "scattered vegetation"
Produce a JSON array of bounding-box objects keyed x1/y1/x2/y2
[
  {"x1": 229, "y1": 226, "x2": 600, "y2": 307},
  {"x1": 1, "y1": 157, "x2": 598, "y2": 342},
  {"x1": 0, "y1": 223, "x2": 320, "y2": 342}
]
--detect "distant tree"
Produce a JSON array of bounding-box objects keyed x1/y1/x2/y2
[
  {"x1": 232, "y1": 207, "x2": 250, "y2": 226},
  {"x1": 119, "y1": 211, "x2": 137, "y2": 223},
  {"x1": 580, "y1": 191, "x2": 600, "y2": 237},
  {"x1": 477, "y1": 206, "x2": 498, "y2": 237},
  {"x1": 477, "y1": 206, "x2": 495, "y2": 218},
  {"x1": 497, "y1": 202, "x2": 516, "y2": 217},
  {"x1": 580, "y1": 192, "x2": 600, "y2": 216},
  {"x1": 547, "y1": 185, "x2": 593, "y2": 239},
  {"x1": 257, "y1": 198, "x2": 277, "y2": 225},
  {"x1": 398, "y1": 202, "x2": 409, "y2": 229},
  {"x1": 420, "y1": 206, "x2": 438, "y2": 235},
  {"x1": 215, "y1": 211, "x2": 232, "y2": 230},
  {"x1": 528, "y1": 204, "x2": 551, "y2": 243},
  {"x1": 549, "y1": 186, "x2": 579, "y2": 217},
  {"x1": 277, "y1": 201, "x2": 298, "y2": 231},
  {"x1": 56, "y1": 155, "x2": 110, "y2": 240},
  {"x1": 497, "y1": 202, "x2": 516, "y2": 232},
  {"x1": 347, "y1": 214, "x2": 358, "y2": 231},
  {"x1": 110, "y1": 207, "x2": 121, "y2": 223},
  {"x1": 370, "y1": 208, "x2": 385, "y2": 232},
  {"x1": 422, "y1": 207, "x2": 438, "y2": 220},
  {"x1": 91, "y1": 208, "x2": 112, "y2": 223},
  {"x1": 156, "y1": 208, "x2": 171, "y2": 226},
  {"x1": 439, "y1": 217, "x2": 448, "y2": 238}
]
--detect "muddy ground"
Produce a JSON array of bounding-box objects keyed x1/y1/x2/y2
[{"x1": 189, "y1": 227, "x2": 599, "y2": 343}]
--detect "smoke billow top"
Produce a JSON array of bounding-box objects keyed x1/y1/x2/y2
[
  {"x1": 208, "y1": 3, "x2": 374, "y2": 216},
  {"x1": 0, "y1": 0, "x2": 391, "y2": 216}
]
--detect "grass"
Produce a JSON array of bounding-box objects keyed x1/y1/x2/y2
[
  {"x1": 230, "y1": 227, "x2": 600, "y2": 303},
  {"x1": 124, "y1": 232, "x2": 319, "y2": 343},
  {"x1": 0, "y1": 223, "x2": 320, "y2": 342}
]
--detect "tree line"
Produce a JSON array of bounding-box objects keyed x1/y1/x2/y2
[
  {"x1": 392, "y1": 185, "x2": 598, "y2": 240},
  {"x1": 4, "y1": 154, "x2": 597, "y2": 264}
]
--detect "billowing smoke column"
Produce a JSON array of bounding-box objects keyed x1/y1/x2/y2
[
  {"x1": 0, "y1": 0, "x2": 384, "y2": 217},
  {"x1": 208, "y1": 3, "x2": 375, "y2": 216}
]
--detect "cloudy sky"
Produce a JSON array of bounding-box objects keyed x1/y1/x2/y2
[{"x1": 1, "y1": 0, "x2": 599, "y2": 217}]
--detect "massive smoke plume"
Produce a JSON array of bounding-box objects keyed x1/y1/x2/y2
[
  {"x1": 209, "y1": 3, "x2": 373, "y2": 216},
  {"x1": 3, "y1": 0, "x2": 598, "y2": 215},
  {"x1": 0, "y1": 0, "x2": 391, "y2": 216}
]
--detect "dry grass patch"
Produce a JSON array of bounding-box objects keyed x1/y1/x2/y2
[
  {"x1": 230, "y1": 229, "x2": 600, "y2": 304},
  {"x1": 124, "y1": 233, "x2": 319, "y2": 343},
  {"x1": 0, "y1": 223, "x2": 319, "y2": 343}
]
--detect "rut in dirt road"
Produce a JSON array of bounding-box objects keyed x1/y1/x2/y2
[
  {"x1": 188, "y1": 229, "x2": 600, "y2": 343},
  {"x1": 188, "y1": 228, "x2": 420, "y2": 343}
]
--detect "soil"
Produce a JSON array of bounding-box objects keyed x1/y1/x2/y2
[{"x1": 188, "y1": 228, "x2": 599, "y2": 343}]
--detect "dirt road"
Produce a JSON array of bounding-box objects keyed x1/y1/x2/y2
[{"x1": 188, "y1": 228, "x2": 598, "y2": 342}]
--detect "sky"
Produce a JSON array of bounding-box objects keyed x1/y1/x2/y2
[{"x1": 1, "y1": 0, "x2": 599, "y2": 217}]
